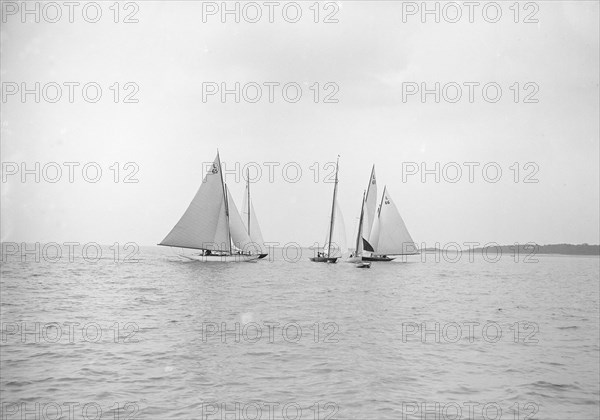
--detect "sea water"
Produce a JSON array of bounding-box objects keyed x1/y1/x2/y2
[{"x1": 1, "y1": 245, "x2": 598, "y2": 419}]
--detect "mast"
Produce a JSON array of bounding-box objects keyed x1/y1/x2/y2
[
  {"x1": 355, "y1": 190, "x2": 366, "y2": 254},
  {"x1": 218, "y1": 151, "x2": 232, "y2": 253},
  {"x1": 366, "y1": 165, "x2": 375, "y2": 200},
  {"x1": 327, "y1": 156, "x2": 339, "y2": 258},
  {"x1": 246, "y1": 168, "x2": 251, "y2": 236},
  {"x1": 378, "y1": 185, "x2": 386, "y2": 217}
]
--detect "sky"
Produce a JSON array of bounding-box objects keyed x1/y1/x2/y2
[{"x1": 1, "y1": 1, "x2": 599, "y2": 248}]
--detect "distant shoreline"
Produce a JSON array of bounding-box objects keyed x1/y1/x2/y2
[{"x1": 422, "y1": 244, "x2": 600, "y2": 256}]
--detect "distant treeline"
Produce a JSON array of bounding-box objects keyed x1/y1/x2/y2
[
  {"x1": 454, "y1": 243, "x2": 599, "y2": 256},
  {"x1": 499, "y1": 243, "x2": 599, "y2": 255},
  {"x1": 421, "y1": 244, "x2": 599, "y2": 256}
]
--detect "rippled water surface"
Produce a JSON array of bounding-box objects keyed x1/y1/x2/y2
[{"x1": 1, "y1": 247, "x2": 599, "y2": 419}]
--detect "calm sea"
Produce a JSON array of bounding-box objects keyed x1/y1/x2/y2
[{"x1": 1, "y1": 245, "x2": 599, "y2": 420}]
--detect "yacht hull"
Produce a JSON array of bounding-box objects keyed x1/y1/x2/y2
[
  {"x1": 362, "y1": 255, "x2": 395, "y2": 262},
  {"x1": 309, "y1": 257, "x2": 339, "y2": 263},
  {"x1": 178, "y1": 254, "x2": 260, "y2": 262}
]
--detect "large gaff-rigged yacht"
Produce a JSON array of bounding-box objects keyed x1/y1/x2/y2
[{"x1": 158, "y1": 152, "x2": 261, "y2": 262}]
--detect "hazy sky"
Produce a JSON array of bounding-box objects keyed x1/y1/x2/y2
[{"x1": 1, "y1": 1, "x2": 599, "y2": 248}]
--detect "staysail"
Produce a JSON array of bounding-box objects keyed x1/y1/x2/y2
[
  {"x1": 371, "y1": 186, "x2": 417, "y2": 255},
  {"x1": 159, "y1": 153, "x2": 230, "y2": 251},
  {"x1": 226, "y1": 186, "x2": 254, "y2": 252},
  {"x1": 241, "y1": 174, "x2": 265, "y2": 253}
]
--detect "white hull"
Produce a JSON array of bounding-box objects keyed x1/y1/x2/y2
[{"x1": 178, "y1": 253, "x2": 260, "y2": 263}]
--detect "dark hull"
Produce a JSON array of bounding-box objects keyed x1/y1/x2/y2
[
  {"x1": 257, "y1": 253, "x2": 268, "y2": 259},
  {"x1": 310, "y1": 257, "x2": 339, "y2": 263},
  {"x1": 362, "y1": 255, "x2": 395, "y2": 262}
]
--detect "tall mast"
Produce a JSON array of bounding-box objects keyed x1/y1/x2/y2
[
  {"x1": 378, "y1": 185, "x2": 386, "y2": 217},
  {"x1": 218, "y1": 150, "x2": 232, "y2": 253},
  {"x1": 327, "y1": 156, "x2": 339, "y2": 258},
  {"x1": 355, "y1": 190, "x2": 366, "y2": 254},
  {"x1": 246, "y1": 168, "x2": 251, "y2": 236},
  {"x1": 366, "y1": 165, "x2": 375, "y2": 199}
]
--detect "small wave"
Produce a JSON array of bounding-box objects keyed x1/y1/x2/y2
[{"x1": 532, "y1": 380, "x2": 581, "y2": 391}]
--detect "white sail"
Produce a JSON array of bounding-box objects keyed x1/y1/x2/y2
[
  {"x1": 350, "y1": 215, "x2": 360, "y2": 253},
  {"x1": 241, "y1": 183, "x2": 265, "y2": 253},
  {"x1": 227, "y1": 187, "x2": 254, "y2": 253},
  {"x1": 373, "y1": 187, "x2": 417, "y2": 255},
  {"x1": 159, "y1": 154, "x2": 230, "y2": 251},
  {"x1": 324, "y1": 197, "x2": 347, "y2": 258},
  {"x1": 363, "y1": 165, "x2": 377, "y2": 242},
  {"x1": 355, "y1": 195, "x2": 368, "y2": 255},
  {"x1": 346, "y1": 195, "x2": 366, "y2": 263},
  {"x1": 369, "y1": 213, "x2": 381, "y2": 254}
]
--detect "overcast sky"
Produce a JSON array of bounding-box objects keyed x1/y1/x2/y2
[{"x1": 1, "y1": 1, "x2": 599, "y2": 248}]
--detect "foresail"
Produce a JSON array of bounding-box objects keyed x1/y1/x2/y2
[
  {"x1": 354, "y1": 194, "x2": 368, "y2": 255},
  {"x1": 364, "y1": 166, "x2": 377, "y2": 240},
  {"x1": 227, "y1": 189, "x2": 255, "y2": 253},
  {"x1": 248, "y1": 201, "x2": 265, "y2": 252},
  {"x1": 369, "y1": 213, "x2": 381, "y2": 253},
  {"x1": 242, "y1": 185, "x2": 265, "y2": 252},
  {"x1": 159, "y1": 154, "x2": 230, "y2": 251},
  {"x1": 376, "y1": 190, "x2": 417, "y2": 255}
]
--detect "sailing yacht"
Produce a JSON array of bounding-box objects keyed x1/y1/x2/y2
[
  {"x1": 356, "y1": 166, "x2": 418, "y2": 261},
  {"x1": 310, "y1": 156, "x2": 345, "y2": 263},
  {"x1": 241, "y1": 169, "x2": 268, "y2": 259},
  {"x1": 158, "y1": 152, "x2": 261, "y2": 262},
  {"x1": 365, "y1": 184, "x2": 418, "y2": 261}
]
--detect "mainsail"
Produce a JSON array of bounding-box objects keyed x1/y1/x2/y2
[
  {"x1": 159, "y1": 153, "x2": 231, "y2": 251},
  {"x1": 323, "y1": 196, "x2": 347, "y2": 258},
  {"x1": 370, "y1": 186, "x2": 417, "y2": 255}
]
